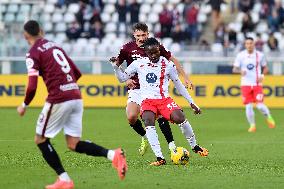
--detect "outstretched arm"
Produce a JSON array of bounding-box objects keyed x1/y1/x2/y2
[
  {"x1": 169, "y1": 65, "x2": 201, "y2": 114},
  {"x1": 110, "y1": 57, "x2": 134, "y2": 83},
  {"x1": 170, "y1": 56, "x2": 193, "y2": 89}
]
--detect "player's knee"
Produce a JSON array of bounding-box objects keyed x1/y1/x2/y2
[
  {"x1": 34, "y1": 135, "x2": 47, "y2": 145},
  {"x1": 127, "y1": 114, "x2": 138, "y2": 125},
  {"x1": 143, "y1": 118, "x2": 155, "y2": 126},
  {"x1": 67, "y1": 141, "x2": 77, "y2": 151},
  {"x1": 171, "y1": 112, "x2": 185, "y2": 124}
]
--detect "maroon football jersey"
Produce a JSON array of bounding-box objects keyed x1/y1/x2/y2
[
  {"x1": 26, "y1": 38, "x2": 82, "y2": 103},
  {"x1": 117, "y1": 41, "x2": 172, "y2": 89}
]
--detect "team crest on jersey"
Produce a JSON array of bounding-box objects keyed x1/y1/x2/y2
[
  {"x1": 26, "y1": 58, "x2": 34, "y2": 69},
  {"x1": 247, "y1": 64, "x2": 254, "y2": 70},
  {"x1": 146, "y1": 73, "x2": 157, "y2": 83}
]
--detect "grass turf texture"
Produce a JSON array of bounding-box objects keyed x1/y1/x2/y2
[{"x1": 0, "y1": 108, "x2": 283, "y2": 189}]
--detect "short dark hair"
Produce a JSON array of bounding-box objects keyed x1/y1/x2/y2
[
  {"x1": 24, "y1": 20, "x2": 40, "y2": 36},
  {"x1": 142, "y1": 37, "x2": 159, "y2": 49},
  {"x1": 245, "y1": 36, "x2": 254, "y2": 41},
  {"x1": 132, "y1": 22, "x2": 148, "y2": 32}
]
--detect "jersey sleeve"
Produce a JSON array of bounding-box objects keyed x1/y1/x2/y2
[
  {"x1": 159, "y1": 44, "x2": 172, "y2": 60},
  {"x1": 124, "y1": 60, "x2": 138, "y2": 76},
  {"x1": 260, "y1": 53, "x2": 267, "y2": 67},
  {"x1": 117, "y1": 45, "x2": 128, "y2": 65},
  {"x1": 26, "y1": 52, "x2": 40, "y2": 76},
  {"x1": 168, "y1": 61, "x2": 194, "y2": 104},
  {"x1": 233, "y1": 53, "x2": 242, "y2": 68}
]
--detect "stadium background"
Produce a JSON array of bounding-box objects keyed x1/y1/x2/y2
[{"x1": 0, "y1": 0, "x2": 283, "y2": 108}]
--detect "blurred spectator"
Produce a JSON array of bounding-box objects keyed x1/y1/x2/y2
[
  {"x1": 56, "y1": 0, "x2": 78, "y2": 7},
  {"x1": 90, "y1": 7, "x2": 102, "y2": 24},
  {"x1": 76, "y1": 0, "x2": 93, "y2": 31},
  {"x1": 207, "y1": 0, "x2": 226, "y2": 31},
  {"x1": 66, "y1": 21, "x2": 82, "y2": 40},
  {"x1": 238, "y1": 0, "x2": 254, "y2": 12},
  {"x1": 90, "y1": 0, "x2": 104, "y2": 12},
  {"x1": 268, "y1": 9, "x2": 280, "y2": 33},
  {"x1": 172, "y1": 4, "x2": 181, "y2": 27},
  {"x1": 129, "y1": 0, "x2": 141, "y2": 25},
  {"x1": 116, "y1": 0, "x2": 128, "y2": 37},
  {"x1": 171, "y1": 23, "x2": 185, "y2": 43},
  {"x1": 159, "y1": 4, "x2": 173, "y2": 38},
  {"x1": 184, "y1": 1, "x2": 199, "y2": 43},
  {"x1": 259, "y1": 1, "x2": 270, "y2": 18},
  {"x1": 215, "y1": 22, "x2": 226, "y2": 44},
  {"x1": 275, "y1": 0, "x2": 284, "y2": 24},
  {"x1": 241, "y1": 13, "x2": 254, "y2": 34},
  {"x1": 227, "y1": 25, "x2": 237, "y2": 46},
  {"x1": 199, "y1": 39, "x2": 211, "y2": 51},
  {"x1": 255, "y1": 33, "x2": 264, "y2": 51},
  {"x1": 267, "y1": 33, "x2": 279, "y2": 51},
  {"x1": 89, "y1": 21, "x2": 105, "y2": 41}
]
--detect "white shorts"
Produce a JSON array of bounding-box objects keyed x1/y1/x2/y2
[
  {"x1": 127, "y1": 89, "x2": 142, "y2": 106},
  {"x1": 36, "y1": 99, "x2": 83, "y2": 138}
]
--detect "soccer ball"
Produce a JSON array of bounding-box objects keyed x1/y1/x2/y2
[{"x1": 171, "y1": 147, "x2": 190, "y2": 165}]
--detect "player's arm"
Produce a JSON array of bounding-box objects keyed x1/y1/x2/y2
[
  {"x1": 169, "y1": 64, "x2": 201, "y2": 114},
  {"x1": 17, "y1": 74, "x2": 39, "y2": 116},
  {"x1": 110, "y1": 57, "x2": 136, "y2": 83},
  {"x1": 232, "y1": 54, "x2": 245, "y2": 75},
  {"x1": 169, "y1": 56, "x2": 193, "y2": 89}
]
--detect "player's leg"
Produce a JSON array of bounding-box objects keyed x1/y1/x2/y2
[
  {"x1": 242, "y1": 86, "x2": 256, "y2": 132},
  {"x1": 245, "y1": 103, "x2": 256, "y2": 132},
  {"x1": 126, "y1": 90, "x2": 148, "y2": 155},
  {"x1": 157, "y1": 117, "x2": 176, "y2": 152},
  {"x1": 254, "y1": 86, "x2": 276, "y2": 128},
  {"x1": 170, "y1": 109, "x2": 208, "y2": 157},
  {"x1": 64, "y1": 99, "x2": 127, "y2": 180},
  {"x1": 35, "y1": 102, "x2": 74, "y2": 189},
  {"x1": 141, "y1": 110, "x2": 166, "y2": 166}
]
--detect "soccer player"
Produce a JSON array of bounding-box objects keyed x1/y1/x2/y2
[
  {"x1": 233, "y1": 37, "x2": 276, "y2": 132},
  {"x1": 111, "y1": 38, "x2": 208, "y2": 165},
  {"x1": 17, "y1": 20, "x2": 127, "y2": 189},
  {"x1": 113, "y1": 22, "x2": 194, "y2": 155}
]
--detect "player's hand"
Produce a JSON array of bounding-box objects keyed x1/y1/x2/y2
[
  {"x1": 126, "y1": 79, "x2": 136, "y2": 89},
  {"x1": 109, "y1": 57, "x2": 118, "y2": 65},
  {"x1": 241, "y1": 70, "x2": 246, "y2": 76},
  {"x1": 17, "y1": 105, "x2": 26, "y2": 116},
  {"x1": 190, "y1": 103, "x2": 201, "y2": 114},
  {"x1": 187, "y1": 80, "x2": 194, "y2": 90},
  {"x1": 257, "y1": 74, "x2": 264, "y2": 83}
]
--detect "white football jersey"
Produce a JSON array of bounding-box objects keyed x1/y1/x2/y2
[
  {"x1": 124, "y1": 56, "x2": 177, "y2": 100},
  {"x1": 234, "y1": 50, "x2": 267, "y2": 86}
]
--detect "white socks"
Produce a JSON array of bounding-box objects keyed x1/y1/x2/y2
[
  {"x1": 245, "y1": 103, "x2": 255, "y2": 126},
  {"x1": 145, "y1": 126, "x2": 164, "y2": 159},
  {"x1": 256, "y1": 103, "x2": 270, "y2": 117},
  {"x1": 107, "y1": 150, "x2": 115, "y2": 161},
  {"x1": 168, "y1": 141, "x2": 177, "y2": 151},
  {"x1": 59, "y1": 172, "x2": 71, "y2": 182},
  {"x1": 179, "y1": 120, "x2": 197, "y2": 148}
]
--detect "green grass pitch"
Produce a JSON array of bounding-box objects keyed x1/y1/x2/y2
[{"x1": 0, "y1": 108, "x2": 283, "y2": 189}]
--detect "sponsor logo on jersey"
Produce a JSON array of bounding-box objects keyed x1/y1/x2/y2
[
  {"x1": 146, "y1": 73, "x2": 157, "y2": 83},
  {"x1": 247, "y1": 64, "x2": 254, "y2": 70}
]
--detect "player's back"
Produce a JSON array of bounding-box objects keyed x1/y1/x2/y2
[{"x1": 26, "y1": 38, "x2": 81, "y2": 103}]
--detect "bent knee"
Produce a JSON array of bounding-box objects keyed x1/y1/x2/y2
[
  {"x1": 34, "y1": 135, "x2": 47, "y2": 145},
  {"x1": 127, "y1": 114, "x2": 138, "y2": 124},
  {"x1": 67, "y1": 142, "x2": 77, "y2": 151},
  {"x1": 171, "y1": 113, "x2": 185, "y2": 124}
]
